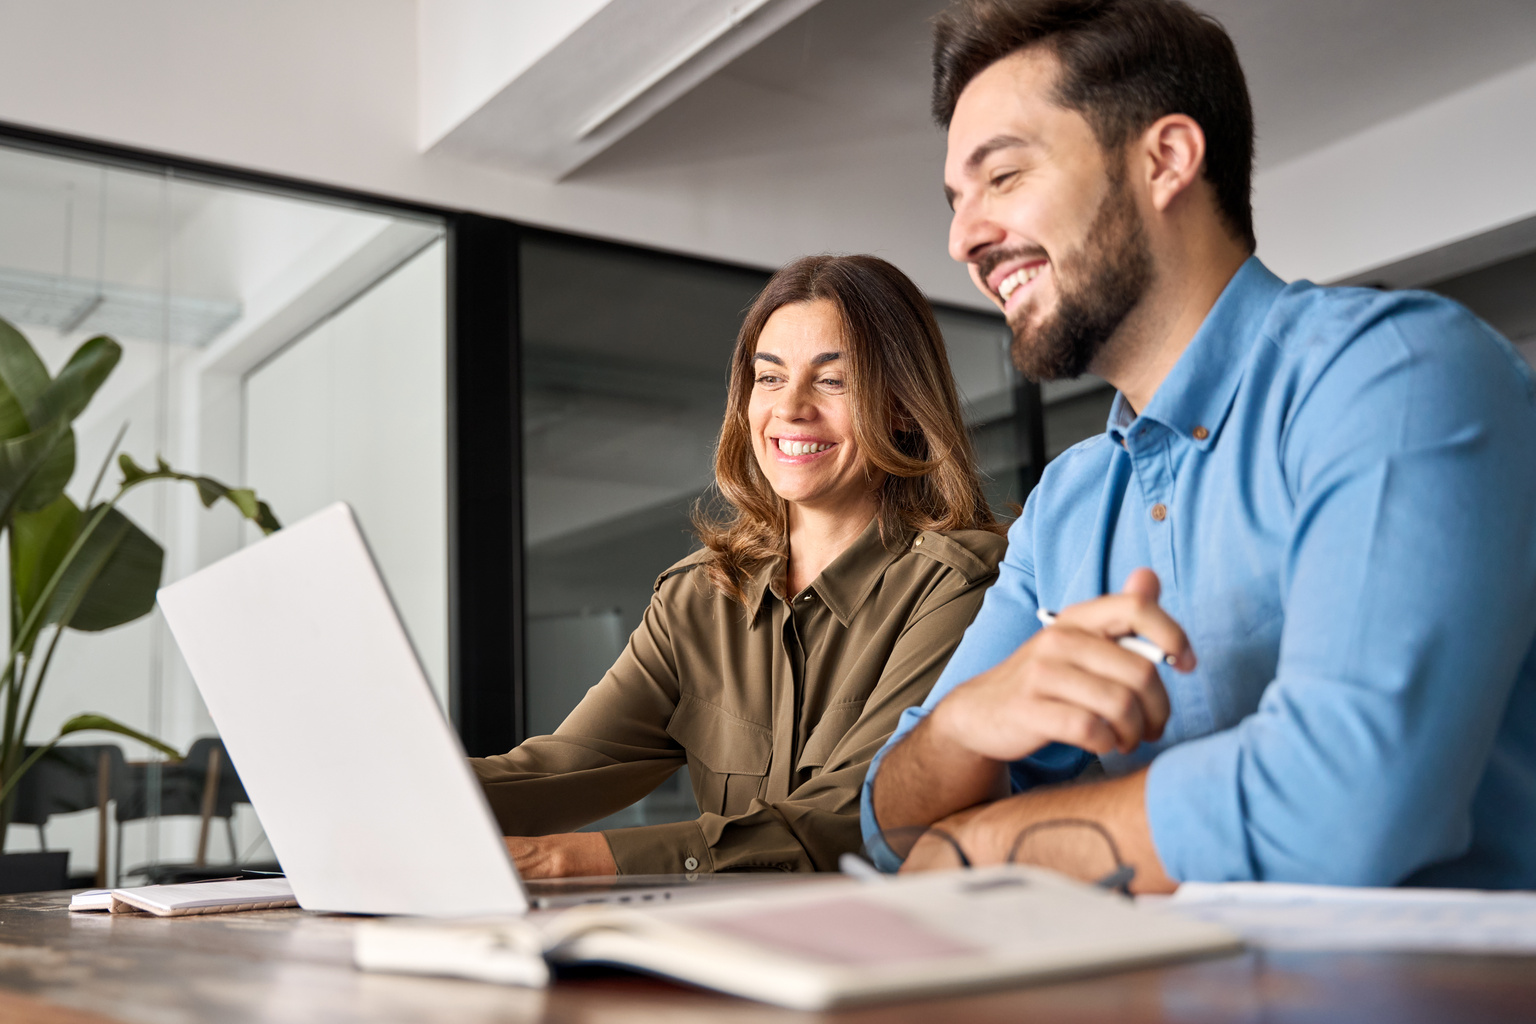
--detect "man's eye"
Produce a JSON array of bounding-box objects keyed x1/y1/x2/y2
[{"x1": 989, "y1": 170, "x2": 1018, "y2": 189}]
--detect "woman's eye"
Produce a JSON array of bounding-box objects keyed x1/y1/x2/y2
[
  {"x1": 754, "y1": 374, "x2": 783, "y2": 386},
  {"x1": 818, "y1": 378, "x2": 845, "y2": 389}
]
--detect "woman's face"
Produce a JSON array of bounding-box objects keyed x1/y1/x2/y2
[{"x1": 747, "y1": 299, "x2": 880, "y2": 515}]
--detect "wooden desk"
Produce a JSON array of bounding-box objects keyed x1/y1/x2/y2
[{"x1": 1, "y1": 891, "x2": 1533, "y2": 1023}]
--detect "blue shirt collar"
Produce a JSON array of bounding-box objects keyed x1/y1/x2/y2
[{"x1": 1106, "y1": 256, "x2": 1285, "y2": 447}]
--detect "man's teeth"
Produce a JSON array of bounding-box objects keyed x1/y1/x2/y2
[
  {"x1": 777, "y1": 439, "x2": 834, "y2": 456},
  {"x1": 998, "y1": 263, "x2": 1045, "y2": 301}
]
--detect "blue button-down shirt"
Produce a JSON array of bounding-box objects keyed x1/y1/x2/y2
[{"x1": 862, "y1": 257, "x2": 1536, "y2": 887}]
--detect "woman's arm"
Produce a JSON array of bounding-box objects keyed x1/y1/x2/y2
[{"x1": 471, "y1": 594, "x2": 688, "y2": 845}]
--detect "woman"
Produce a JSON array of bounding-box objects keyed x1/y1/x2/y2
[{"x1": 472, "y1": 253, "x2": 1006, "y2": 876}]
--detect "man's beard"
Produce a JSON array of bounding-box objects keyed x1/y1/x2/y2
[{"x1": 1007, "y1": 172, "x2": 1153, "y2": 382}]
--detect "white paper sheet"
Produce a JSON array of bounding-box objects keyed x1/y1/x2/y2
[{"x1": 1148, "y1": 882, "x2": 1536, "y2": 952}]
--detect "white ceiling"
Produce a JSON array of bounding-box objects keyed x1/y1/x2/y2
[{"x1": 577, "y1": 0, "x2": 1536, "y2": 179}]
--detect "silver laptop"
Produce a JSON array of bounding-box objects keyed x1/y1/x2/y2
[{"x1": 157, "y1": 502, "x2": 793, "y2": 916}]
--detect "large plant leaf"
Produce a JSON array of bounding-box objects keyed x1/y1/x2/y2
[
  {"x1": 15, "y1": 426, "x2": 75, "y2": 513},
  {"x1": 0, "y1": 368, "x2": 26, "y2": 442},
  {"x1": 29, "y1": 335, "x2": 121, "y2": 430},
  {"x1": 0, "y1": 315, "x2": 51, "y2": 435},
  {"x1": 0, "y1": 331, "x2": 114, "y2": 520},
  {"x1": 0, "y1": 714, "x2": 183, "y2": 806},
  {"x1": 0, "y1": 421, "x2": 74, "y2": 525},
  {"x1": 9, "y1": 494, "x2": 81, "y2": 641},
  {"x1": 119, "y1": 454, "x2": 281, "y2": 534},
  {"x1": 50, "y1": 505, "x2": 164, "y2": 633},
  {"x1": 58, "y1": 713, "x2": 181, "y2": 760}
]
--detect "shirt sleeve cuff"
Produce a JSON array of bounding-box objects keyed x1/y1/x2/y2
[
  {"x1": 859, "y1": 715, "x2": 918, "y2": 873},
  {"x1": 601, "y1": 819, "x2": 712, "y2": 875},
  {"x1": 1145, "y1": 729, "x2": 1256, "y2": 883},
  {"x1": 1008, "y1": 742, "x2": 1095, "y2": 791}
]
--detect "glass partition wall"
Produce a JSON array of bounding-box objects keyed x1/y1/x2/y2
[
  {"x1": 0, "y1": 136, "x2": 446, "y2": 886},
  {"x1": 0, "y1": 127, "x2": 1115, "y2": 885}
]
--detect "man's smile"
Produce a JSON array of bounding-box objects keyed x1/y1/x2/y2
[
  {"x1": 997, "y1": 261, "x2": 1047, "y2": 310},
  {"x1": 983, "y1": 256, "x2": 1050, "y2": 313}
]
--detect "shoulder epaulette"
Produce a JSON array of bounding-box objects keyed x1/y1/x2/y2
[
  {"x1": 908, "y1": 530, "x2": 1004, "y2": 584},
  {"x1": 653, "y1": 562, "x2": 703, "y2": 593}
]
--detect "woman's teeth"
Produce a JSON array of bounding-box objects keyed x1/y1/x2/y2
[
  {"x1": 998, "y1": 263, "x2": 1045, "y2": 302},
  {"x1": 777, "y1": 439, "x2": 834, "y2": 456}
]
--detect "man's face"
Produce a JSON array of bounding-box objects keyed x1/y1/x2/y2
[{"x1": 944, "y1": 49, "x2": 1152, "y2": 380}]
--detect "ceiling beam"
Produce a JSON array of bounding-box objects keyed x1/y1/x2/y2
[{"x1": 418, "y1": 0, "x2": 826, "y2": 180}]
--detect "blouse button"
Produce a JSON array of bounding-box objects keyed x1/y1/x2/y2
[
  {"x1": 913, "y1": 536, "x2": 924, "y2": 548},
  {"x1": 1150, "y1": 503, "x2": 1168, "y2": 522},
  {"x1": 684, "y1": 856, "x2": 699, "y2": 871}
]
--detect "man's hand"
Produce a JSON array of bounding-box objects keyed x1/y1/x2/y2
[
  {"x1": 931, "y1": 569, "x2": 1194, "y2": 762},
  {"x1": 870, "y1": 569, "x2": 1195, "y2": 860},
  {"x1": 503, "y1": 832, "x2": 617, "y2": 879}
]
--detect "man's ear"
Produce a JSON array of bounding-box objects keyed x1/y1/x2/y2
[{"x1": 1136, "y1": 114, "x2": 1206, "y2": 214}]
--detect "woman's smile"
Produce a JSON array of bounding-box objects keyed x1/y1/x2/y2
[{"x1": 772, "y1": 435, "x2": 839, "y2": 461}]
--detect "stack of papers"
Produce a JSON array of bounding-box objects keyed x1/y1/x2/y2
[{"x1": 1152, "y1": 882, "x2": 1536, "y2": 952}]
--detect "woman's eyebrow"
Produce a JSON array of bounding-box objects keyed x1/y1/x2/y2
[{"x1": 751, "y1": 351, "x2": 842, "y2": 365}]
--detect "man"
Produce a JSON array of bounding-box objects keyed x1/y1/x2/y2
[{"x1": 860, "y1": 0, "x2": 1536, "y2": 891}]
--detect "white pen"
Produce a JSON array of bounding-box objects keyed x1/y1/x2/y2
[{"x1": 1035, "y1": 608, "x2": 1176, "y2": 666}]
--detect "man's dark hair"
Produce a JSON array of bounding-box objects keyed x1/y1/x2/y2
[{"x1": 933, "y1": 0, "x2": 1255, "y2": 250}]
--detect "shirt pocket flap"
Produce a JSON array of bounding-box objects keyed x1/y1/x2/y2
[
  {"x1": 797, "y1": 701, "x2": 866, "y2": 771},
  {"x1": 666, "y1": 697, "x2": 772, "y2": 776}
]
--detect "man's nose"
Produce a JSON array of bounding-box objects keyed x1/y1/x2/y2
[{"x1": 949, "y1": 196, "x2": 1005, "y2": 265}]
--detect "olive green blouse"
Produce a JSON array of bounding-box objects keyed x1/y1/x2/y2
[{"x1": 470, "y1": 518, "x2": 1005, "y2": 875}]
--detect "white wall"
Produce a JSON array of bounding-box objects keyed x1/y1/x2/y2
[
  {"x1": 2, "y1": 1, "x2": 1531, "y2": 311},
  {"x1": 2, "y1": 1, "x2": 1531, "y2": 312},
  {"x1": 243, "y1": 239, "x2": 449, "y2": 704},
  {"x1": 0, "y1": 0, "x2": 997, "y2": 310},
  {"x1": 1254, "y1": 58, "x2": 1536, "y2": 286}
]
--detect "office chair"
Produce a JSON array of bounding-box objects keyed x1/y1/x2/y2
[
  {"x1": 116, "y1": 736, "x2": 254, "y2": 885},
  {"x1": 9, "y1": 743, "x2": 127, "y2": 887}
]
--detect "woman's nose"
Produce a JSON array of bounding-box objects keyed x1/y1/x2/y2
[{"x1": 775, "y1": 380, "x2": 818, "y2": 420}]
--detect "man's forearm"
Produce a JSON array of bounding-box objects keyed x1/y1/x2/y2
[
  {"x1": 921, "y1": 768, "x2": 1177, "y2": 893},
  {"x1": 871, "y1": 710, "x2": 1010, "y2": 843}
]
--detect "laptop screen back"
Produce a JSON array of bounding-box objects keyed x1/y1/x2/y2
[{"x1": 157, "y1": 502, "x2": 526, "y2": 916}]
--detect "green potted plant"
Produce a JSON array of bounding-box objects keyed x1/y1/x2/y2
[{"x1": 0, "y1": 315, "x2": 278, "y2": 887}]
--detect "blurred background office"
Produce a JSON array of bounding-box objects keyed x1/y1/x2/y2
[{"x1": 0, "y1": 0, "x2": 1531, "y2": 881}]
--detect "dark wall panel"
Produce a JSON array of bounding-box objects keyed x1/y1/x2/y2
[{"x1": 447, "y1": 214, "x2": 523, "y2": 755}]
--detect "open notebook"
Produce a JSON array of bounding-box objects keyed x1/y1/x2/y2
[
  {"x1": 69, "y1": 877, "x2": 297, "y2": 916},
  {"x1": 356, "y1": 866, "x2": 1241, "y2": 1010}
]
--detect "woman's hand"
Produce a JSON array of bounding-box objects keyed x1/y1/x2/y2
[{"x1": 503, "y1": 832, "x2": 618, "y2": 878}]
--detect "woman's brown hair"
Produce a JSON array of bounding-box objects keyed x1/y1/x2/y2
[{"x1": 695, "y1": 253, "x2": 1004, "y2": 603}]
